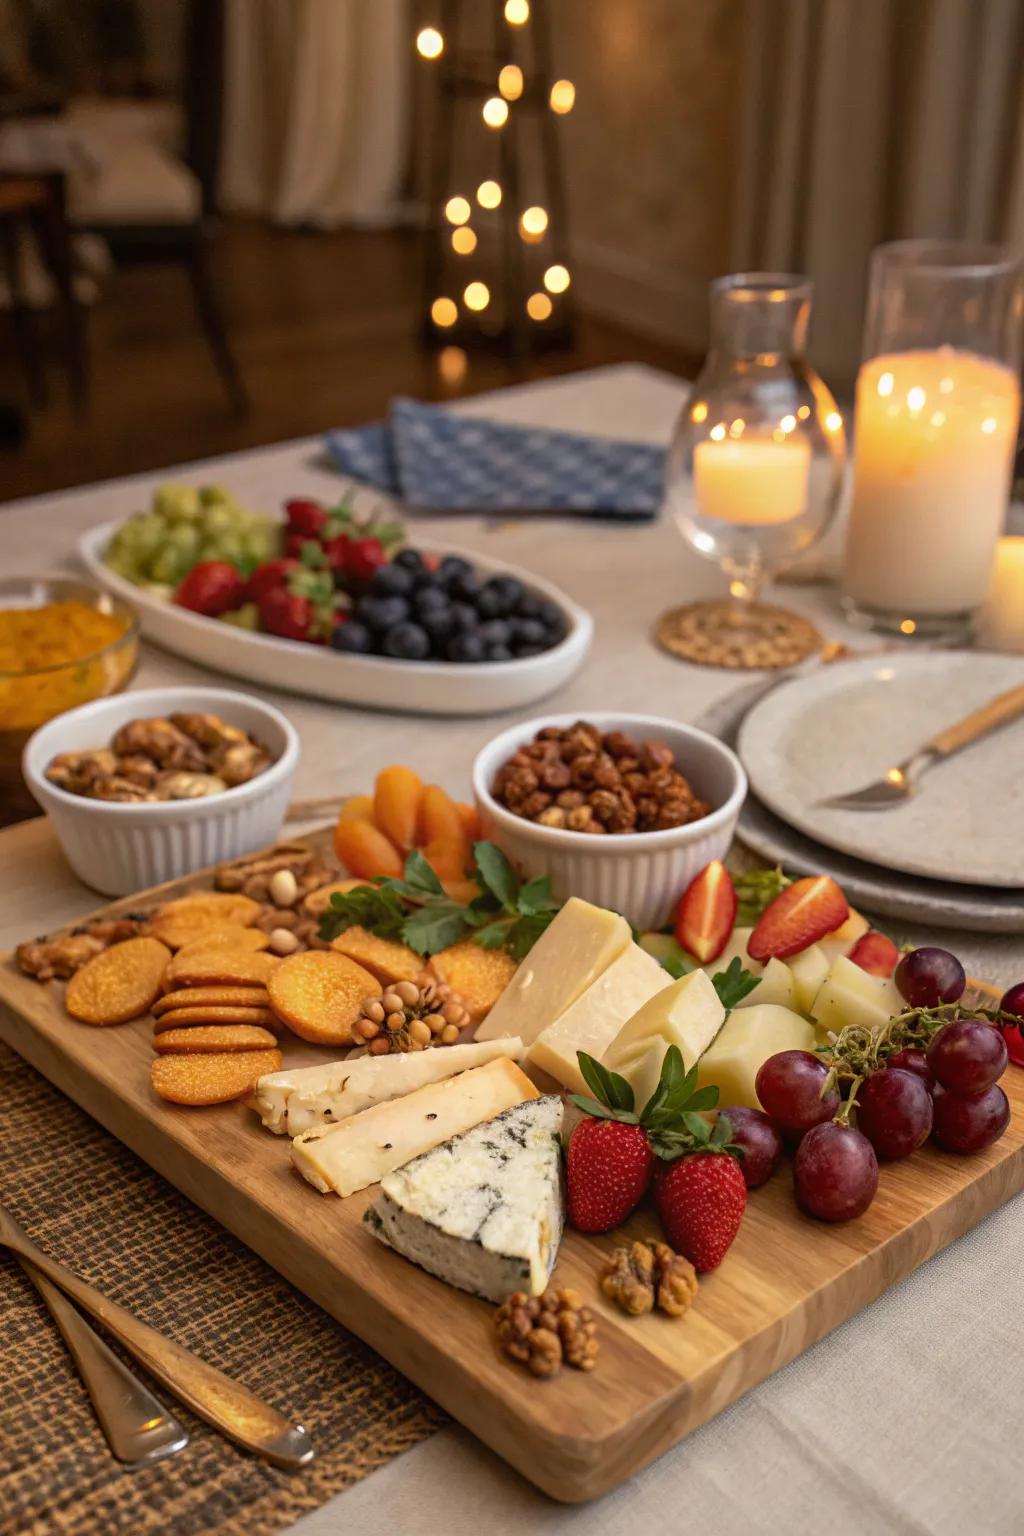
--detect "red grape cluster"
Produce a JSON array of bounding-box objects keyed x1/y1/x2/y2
[{"x1": 742, "y1": 945, "x2": 1020, "y2": 1224}]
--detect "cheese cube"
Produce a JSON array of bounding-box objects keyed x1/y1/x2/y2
[
  {"x1": 713, "y1": 926, "x2": 764, "y2": 977},
  {"x1": 816, "y1": 909, "x2": 870, "y2": 969},
  {"x1": 602, "y1": 969, "x2": 725, "y2": 1111},
  {"x1": 695, "y1": 1004, "x2": 816, "y2": 1110},
  {"x1": 474, "y1": 897, "x2": 631, "y2": 1043},
  {"x1": 811, "y1": 955, "x2": 903, "y2": 1038},
  {"x1": 291, "y1": 1058, "x2": 538, "y2": 1196},
  {"x1": 526, "y1": 942, "x2": 668, "y2": 1095},
  {"x1": 734, "y1": 956, "x2": 796, "y2": 1011},
  {"x1": 788, "y1": 943, "x2": 830, "y2": 1013}
]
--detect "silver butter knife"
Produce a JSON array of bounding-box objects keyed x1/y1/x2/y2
[
  {"x1": 20, "y1": 1257, "x2": 189, "y2": 1465},
  {"x1": 818, "y1": 682, "x2": 1024, "y2": 811}
]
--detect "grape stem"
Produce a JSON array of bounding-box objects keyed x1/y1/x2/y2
[{"x1": 818, "y1": 1003, "x2": 1014, "y2": 1099}]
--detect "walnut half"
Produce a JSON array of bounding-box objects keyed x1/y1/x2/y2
[
  {"x1": 600, "y1": 1240, "x2": 698, "y2": 1319},
  {"x1": 495, "y1": 1287, "x2": 599, "y2": 1377}
]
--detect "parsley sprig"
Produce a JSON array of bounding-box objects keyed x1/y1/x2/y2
[{"x1": 317, "y1": 840, "x2": 560, "y2": 959}]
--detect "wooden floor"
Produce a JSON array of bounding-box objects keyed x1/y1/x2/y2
[{"x1": 0, "y1": 221, "x2": 696, "y2": 503}]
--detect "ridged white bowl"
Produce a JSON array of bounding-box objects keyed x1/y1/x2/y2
[
  {"x1": 472, "y1": 712, "x2": 746, "y2": 930},
  {"x1": 23, "y1": 686, "x2": 299, "y2": 896}
]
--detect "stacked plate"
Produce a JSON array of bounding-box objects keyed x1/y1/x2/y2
[{"x1": 699, "y1": 652, "x2": 1024, "y2": 934}]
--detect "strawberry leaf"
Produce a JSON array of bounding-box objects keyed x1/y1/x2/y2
[
  {"x1": 567, "y1": 1094, "x2": 640, "y2": 1125},
  {"x1": 577, "y1": 1051, "x2": 635, "y2": 1114},
  {"x1": 681, "y1": 1111, "x2": 713, "y2": 1142}
]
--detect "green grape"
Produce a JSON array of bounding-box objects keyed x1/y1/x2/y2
[
  {"x1": 199, "y1": 484, "x2": 238, "y2": 509},
  {"x1": 148, "y1": 544, "x2": 190, "y2": 584},
  {"x1": 241, "y1": 524, "x2": 275, "y2": 564},
  {"x1": 165, "y1": 523, "x2": 200, "y2": 559},
  {"x1": 219, "y1": 602, "x2": 260, "y2": 630},
  {"x1": 153, "y1": 483, "x2": 200, "y2": 523}
]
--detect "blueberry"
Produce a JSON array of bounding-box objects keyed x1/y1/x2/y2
[
  {"x1": 478, "y1": 619, "x2": 511, "y2": 647},
  {"x1": 488, "y1": 575, "x2": 524, "y2": 614},
  {"x1": 474, "y1": 586, "x2": 504, "y2": 620},
  {"x1": 382, "y1": 621, "x2": 431, "y2": 660},
  {"x1": 536, "y1": 599, "x2": 564, "y2": 629},
  {"x1": 394, "y1": 548, "x2": 426, "y2": 573},
  {"x1": 510, "y1": 617, "x2": 547, "y2": 647},
  {"x1": 486, "y1": 643, "x2": 513, "y2": 661},
  {"x1": 356, "y1": 594, "x2": 410, "y2": 632},
  {"x1": 421, "y1": 608, "x2": 456, "y2": 643},
  {"x1": 370, "y1": 564, "x2": 415, "y2": 598},
  {"x1": 448, "y1": 601, "x2": 480, "y2": 634},
  {"x1": 514, "y1": 643, "x2": 547, "y2": 658},
  {"x1": 446, "y1": 632, "x2": 486, "y2": 663},
  {"x1": 515, "y1": 592, "x2": 542, "y2": 619},
  {"x1": 330, "y1": 620, "x2": 373, "y2": 654},
  {"x1": 449, "y1": 570, "x2": 482, "y2": 602},
  {"x1": 414, "y1": 585, "x2": 450, "y2": 616},
  {"x1": 436, "y1": 555, "x2": 474, "y2": 590}
]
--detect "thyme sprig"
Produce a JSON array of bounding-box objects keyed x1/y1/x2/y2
[{"x1": 817, "y1": 1002, "x2": 1016, "y2": 1110}]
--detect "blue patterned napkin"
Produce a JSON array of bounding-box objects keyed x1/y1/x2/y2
[{"x1": 324, "y1": 397, "x2": 663, "y2": 520}]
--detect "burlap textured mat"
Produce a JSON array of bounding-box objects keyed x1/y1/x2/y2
[{"x1": 0, "y1": 1043, "x2": 446, "y2": 1536}]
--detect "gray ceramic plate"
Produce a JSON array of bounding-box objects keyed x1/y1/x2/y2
[
  {"x1": 737, "y1": 652, "x2": 1024, "y2": 887},
  {"x1": 698, "y1": 677, "x2": 1024, "y2": 934}
]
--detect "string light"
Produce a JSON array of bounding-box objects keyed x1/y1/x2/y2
[
  {"x1": 709, "y1": 423, "x2": 727, "y2": 441},
  {"x1": 779, "y1": 413, "x2": 797, "y2": 433},
  {"x1": 825, "y1": 410, "x2": 843, "y2": 433},
  {"x1": 438, "y1": 346, "x2": 468, "y2": 384},
  {"x1": 549, "y1": 79, "x2": 575, "y2": 113},
  {"x1": 477, "y1": 180, "x2": 502, "y2": 209},
  {"x1": 482, "y1": 97, "x2": 509, "y2": 128},
  {"x1": 691, "y1": 401, "x2": 708, "y2": 423},
  {"x1": 504, "y1": 0, "x2": 529, "y2": 23},
  {"x1": 519, "y1": 205, "x2": 548, "y2": 241},
  {"x1": 498, "y1": 64, "x2": 523, "y2": 100},
  {"x1": 526, "y1": 292, "x2": 552, "y2": 321},
  {"x1": 543, "y1": 263, "x2": 570, "y2": 294},
  {"x1": 451, "y1": 227, "x2": 477, "y2": 255},
  {"x1": 444, "y1": 196, "x2": 471, "y2": 225},
  {"x1": 431, "y1": 297, "x2": 457, "y2": 327},
  {"x1": 464, "y1": 281, "x2": 490, "y2": 311},
  {"x1": 416, "y1": 27, "x2": 444, "y2": 59}
]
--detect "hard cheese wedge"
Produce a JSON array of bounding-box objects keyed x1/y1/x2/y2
[
  {"x1": 365, "y1": 1095, "x2": 565, "y2": 1303},
  {"x1": 525, "y1": 942, "x2": 668, "y2": 1095},
  {"x1": 291, "y1": 1058, "x2": 538, "y2": 1197},
  {"x1": 474, "y1": 896, "x2": 631, "y2": 1043},
  {"x1": 811, "y1": 955, "x2": 903, "y2": 1039},
  {"x1": 695, "y1": 1004, "x2": 816, "y2": 1110},
  {"x1": 253, "y1": 1038, "x2": 524, "y2": 1136},
  {"x1": 735, "y1": 957, "x2": 796, "y2": 1011},
  {"x1": 602, "y1": 969, "x2": 726, "y2": 1111}
]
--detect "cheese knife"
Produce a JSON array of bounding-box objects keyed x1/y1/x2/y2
[{"x1": 0, "y1": 1203, "x2": 315, "y2": 1469}]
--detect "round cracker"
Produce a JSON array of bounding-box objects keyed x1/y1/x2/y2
[
  {"x1": 66, "y1": 937, "x2": 171, "y2": 1026},
  {"x1": 165, "y1": 948, "x2": 280, "y2": 989},
  {"x1": 149, "y1": 893, "x2": 261, "y2": 950},
  {"x1": 153, "y1": 1024, "x2": 278, "y2": 1053},
  {"x1": 152, "y1": 986, "x2": 271, "y2": 1017},
  {"x1": 267, "y1": 950, "x2": 380, "y2": 1046},
  {"x1": 172, "y1": 927, "x2": 271, "y2": 955},
  {"x1": 153, "y1": 1005, "x2": 279, "y2": 1032},
  {"x1": 152, "y1": 1047, "x2": 282, "y2": 1106}
]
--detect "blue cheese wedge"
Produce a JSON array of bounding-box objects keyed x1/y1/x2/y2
[
  {"x1": 365, "y1": 1095, "x2": 565, "y2": 1302},
  {"x1": 252, "y1": 1037, "x2": 524, "y2": 1135}
]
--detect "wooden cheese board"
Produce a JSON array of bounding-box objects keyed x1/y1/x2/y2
[{"x1": 1, "y1": 830, "x2": 1022, "y2": 1503}]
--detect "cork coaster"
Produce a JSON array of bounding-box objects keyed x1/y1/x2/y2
[{"x1": 656, "y1": 600, "x2": 823, "y2": 670}]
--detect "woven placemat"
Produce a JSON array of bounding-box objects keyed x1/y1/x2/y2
[{"x1": 0, "y1": 1043, "x2": 447, "y2": 1536}]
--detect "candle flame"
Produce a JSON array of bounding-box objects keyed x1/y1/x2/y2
[{"x1": 877, "y1": 372, "x2": 894, "y2": 397}]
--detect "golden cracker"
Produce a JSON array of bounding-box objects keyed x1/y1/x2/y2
[
  {"x1": 152, "y1": 986, "x2": 270, "y2": 1017},
  {"x1": 151, "y1": 1048, "x2": 282, "y2": 1106},
  {"x1": 153, "y1": 1005, "x2": 279, "y2": 1033},
  {"x1": 66, "y1": 937, "x2": 171, "y2": 1026},
  {"x1": 153, "y1": 1024, "x2": 279, "y2": 1053}
]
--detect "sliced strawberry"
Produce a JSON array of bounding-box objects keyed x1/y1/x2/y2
[
  {"x1": 848, "y1": 930, "x2": 900, "y2": 977},
  {"x1": 748, "y1": 875, "x2": 848, "y2": 962},
  {"x1": 674, "y1": 860, "x2": 736, "y2": 965}
]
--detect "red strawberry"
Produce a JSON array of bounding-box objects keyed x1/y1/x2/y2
[
  {"x1": 748, "y1": 875, "x2": 848, "y2": 962},
  {"x1": 175, "y1": 561, "x2": 246, "y2": 617},
  {"x1": 848, "y1": 930, "x2": 900, "y2": 977},
  {"x1": 322, "y1": 531, "x2": 351, "y2": 570},
  {"x1": 246, "y1": 558, "x2": 298, "y2": 603},
  {"x1": 566, "y1": 1118, "x2": 654, "y2": 1233},
  {"x1": 674, "y1": 860, "x2": 736, "y2": 965},
  {"x1": 347, "y1": 536, "x2": 386, "y2": 582},
  {"x1": 258, "y1": 585, "x2": 312, "y2": 641},
  {"x1": 285, "y1": 498, "x2": 326, "y2": 538},
  {"x1": 654, "y1": 1151, "x2": 747, "y2": 1272}
]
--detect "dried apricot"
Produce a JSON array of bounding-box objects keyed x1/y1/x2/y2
[
  {"x1": 148, "y1": 893, "x2": 261, "y2": 949},
  {"x1": 153, "y1": 1024, "x2": 278, "y2": 1053},
  {"x1": 443, "y1": 879, "x2": 482, "y2": 904},
  {"x1": 454, "y1": 801, "x2": 482, "y2": 841},
  {"x1": 417, "y1": 784, "x2": 463, "y2": 845},
  {"x1": 152, "y1": 985, "x2": 270, "y2": 1016},
  {"x1": 337, "y1": 793, "x2": 375, "y2": 825},
  {"x1": 330, "y1": 926, "x2": 422, "y2": 985},
  {"x1": 152, "y1": 1048, "x2": 282, "y2": 1105},
  {"x1": 333, "y1": 817, "x2": 403, "y2": 879},
  {"x1": 302, "y1": 878, "x2": 369, "y2": 917},
  {"x1": 374, "y1": 765, "x2": 423, "y2": 851},
  {"x1": 66, "y1": 937, "x2": 171, "y2": 1026},
  {"x1": 429, "y1": 940, "x2": 518, "y2": 1022},
  {"x1": 420, "y1": 835, "x2": 468, "y2": 883},
  {"x1": 268, "y1": 950, "x2": 380, "y2": 1045}
]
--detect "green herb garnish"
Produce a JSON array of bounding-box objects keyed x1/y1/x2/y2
[{"x1": 711, "y1": 957, "x2": 760, "y2": 1009}]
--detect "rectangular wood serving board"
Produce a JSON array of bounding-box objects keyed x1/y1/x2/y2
[{"x1": 1, "y1": 831, "x2": 1022, "y2": 1503}]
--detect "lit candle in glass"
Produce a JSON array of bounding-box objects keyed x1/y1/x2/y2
[
  {"x1": 978, "y1": 536, "x2": 1024, "y2": 653},
  {"x1": 694, "y1": 434, "x2": 810, "y2": 526}
]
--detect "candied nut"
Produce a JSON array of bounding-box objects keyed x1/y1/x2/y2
[
  {"x1": 603, "y1": 731, "x2": 639, "y2": 759},
  {"x1": 641, "y1": 739, "x2": 676, "y2": 771},
  {"x1": 537, "y1": 806, "x2": 567, "y2": 829},
  {"x1": 650, "y1": 798, "x2": 697, "y2": 830},
  {"x1": 566, "y1": 805, "x2": 605, "y2": 834},
  {"x1": 535, "y1": 726, "x2": 564, "y2": 741},
  {"x1": 555, "y1": 789, "x2": 585, "y2": 809},
  {"x1": 518, "y1": 791, "x2": 553, "y2": 820},
  {"x1": 537, "y1": 758, "x2": 571, "y2": 791},
  {"x1": 592, "y1": 753, "x2": 622, "y2": 790},
  {"x1": 569, "y1": 753, "x2": 599, "y2": 789},
  {"x1": 495, "y1": 1287, "x2": 598, "y2": 1377},
  {"x1": 589, "y1": 788, "x2": 637, "y2": 832}
]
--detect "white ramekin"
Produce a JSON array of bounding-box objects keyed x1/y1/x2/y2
[
  {"x1": 472, "y1": 712, "x2": 747, "y2": 931},
  {"x1": 23, "y1": 686, "x2": 300, "y2": 896}
]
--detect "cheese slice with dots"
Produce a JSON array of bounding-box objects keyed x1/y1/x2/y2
[
  {"x1": 365, "y1": 1095, "x2": 565, "y2": 1302},
  {"x1": 474, "y1": 897, "x2": 631, "y2": 1044},
  {"x1": 602, "y1": 969, "x2": 726, "y2": 1111},
  {"x1": 525, "y1": 942, "x2": 668, "y2": 1095},
  {"x1": 252, "y1": 1038, "x2": 523, "y2": 1136},
  {"x1": 291, "y1": 1057, "x2": 538, "y2": 1197}
]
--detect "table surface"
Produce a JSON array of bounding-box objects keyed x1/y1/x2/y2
[{"x1": 2, "y1": 363, "x2": 1022, "y2": 1536}]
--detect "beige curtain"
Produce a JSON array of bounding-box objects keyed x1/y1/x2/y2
[
  {"x1": 734, "y1": 0, "x2": 1024, "y2": 389},
  {"x1": 219, "y1": 0, "x2": 410, "y2": 229}
]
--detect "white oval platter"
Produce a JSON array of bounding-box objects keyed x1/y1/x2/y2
[{"x1": 78, "y1": 522, "x2": 593, "y2": 717}]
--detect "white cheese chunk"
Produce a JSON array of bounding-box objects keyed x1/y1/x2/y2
[
  {"x1": 695, "y1": 1003, "x2": 816, "y2": 1109},
  {"x1": 525, "y1": 942, "x2": 667, "y2": 1095},
  {"x1": 602, "y1": 969, "x2": 726, "y2": 1111},
  {"x1": 365, "y1": 1095, "x2": 564, "y2": 1302},
  {"x1": 713, "y1": 926, "x2": 764, "y2": 977},
  {"x1": 291, "y1": 1058, "x2": 538, "y2": 1197},
  {"x1": 734, "y1": 956, "x2": 796, "y2": 1011},
  {"x1": 816, "y1": 909, "x2": 870, "y2": 969},
  {"x1": 811, "y1": 955, "x2": 903, "y2": 1038},
  {"x1": 252, "y1": 1038, "x2": 524, "y2": 1136},
  {"x1": 788, "y1": 943, "x2": 830, "y2": 1013},
  {"x1": 474, "y1": 897, "x2": 630, "y2": 1043}
]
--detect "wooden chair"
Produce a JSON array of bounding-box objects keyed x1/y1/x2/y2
[{"x1": 0, "y1": 170, "x2": 86, "y2": 414}]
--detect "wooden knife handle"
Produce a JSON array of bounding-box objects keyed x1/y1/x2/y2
[{"x1": 927, "y1": 683, "x2": 1024, "y2": 756}]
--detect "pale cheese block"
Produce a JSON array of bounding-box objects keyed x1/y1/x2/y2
[
  {"x1": 695, "y1": 1004, "x2": 816, "y2": 1110},
  {"x1": 735, "y1": 956, "x2": 796, "y2": 1011},
  {"x1": 525, "y1": 942, "x2": 668, "y2": 1095},
  {"x1": 788, "y1": 943, "x2": 830, "y2": 1013},
  {"x1": 602, "y1": 969, "x2": 726, "y2": 1112},
  {"x1": 474, "y1": 897, "x2": 631, "y2": 1044},
  {"x1": 811, "y1": 955, "x2": 903, "y2": 1039},
  {"x1": 291, "y1": 1058, "x2": 538, "y2": 1197},
  {"x1": 252, "y1": 1038, "x2": 524, "y2": 1136},
  {"x1": 816, "y1": 909, "x2": 870, "y2": 969},
  {"x1": 713, "y1": 926, "x2": 764, "y2": 978},
  {"x1": 365, "y1": 1095, "x2": 564, "y2": 1302}
]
